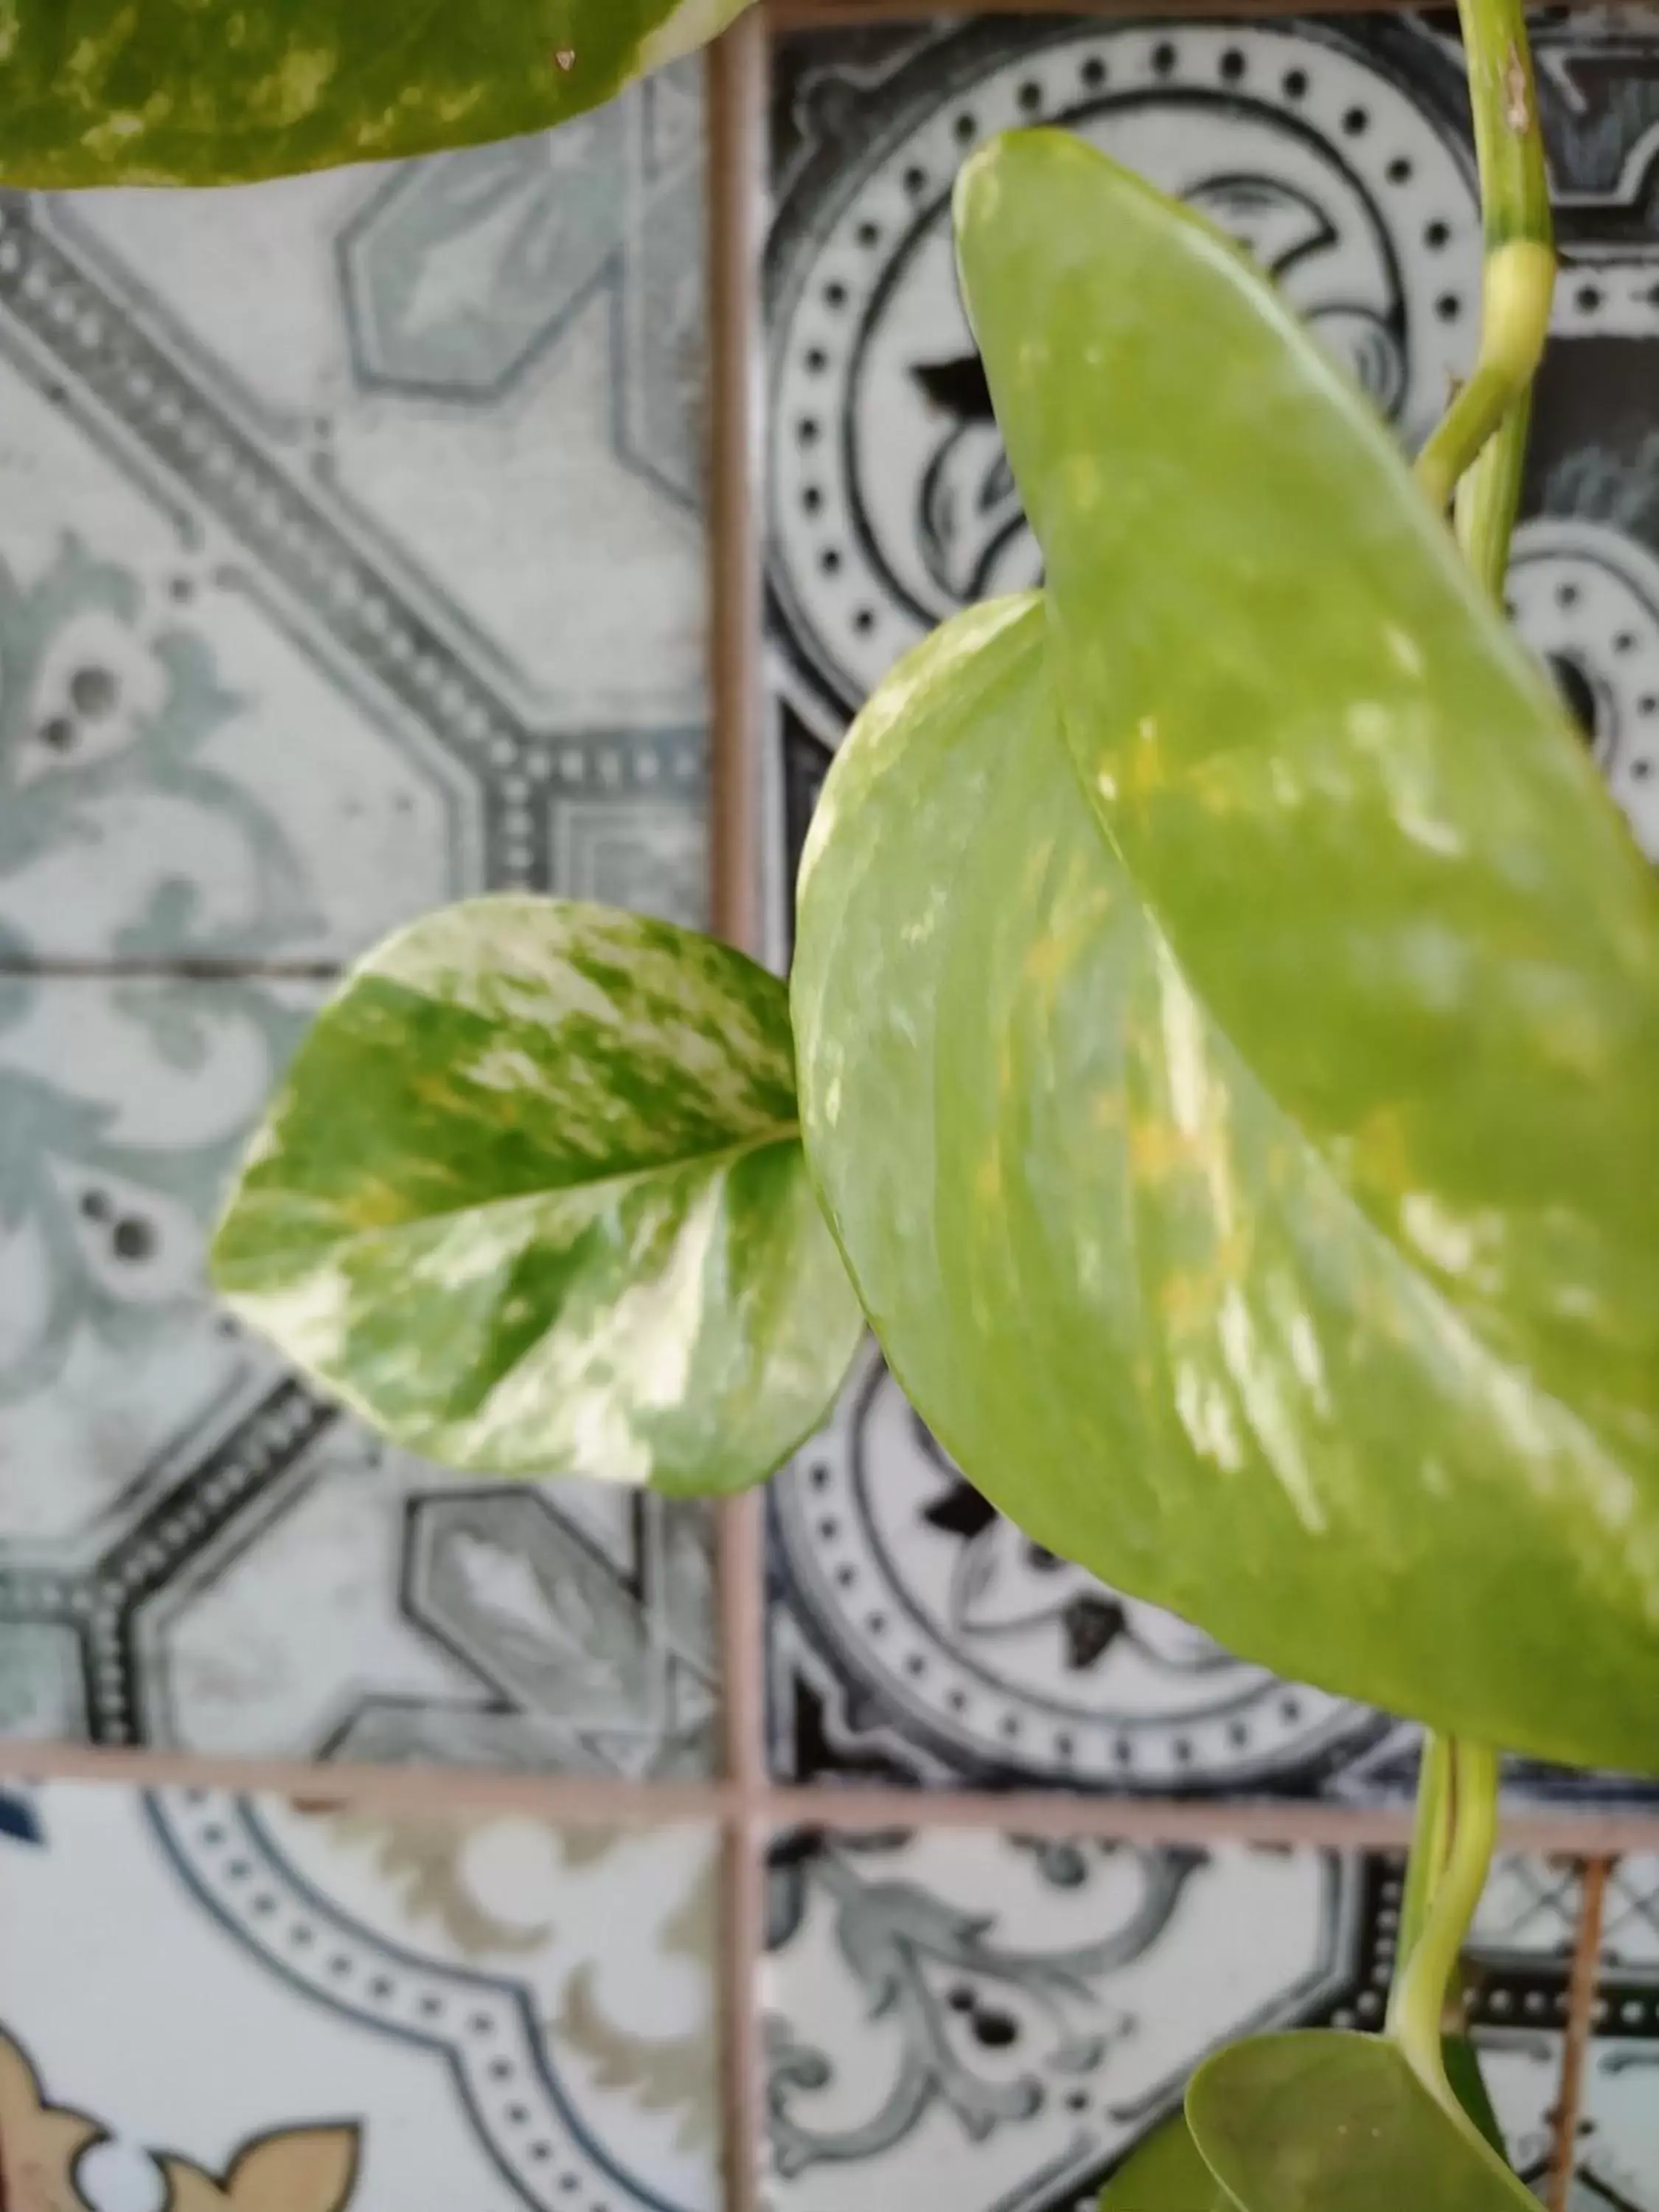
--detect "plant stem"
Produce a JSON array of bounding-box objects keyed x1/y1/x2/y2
[
  {"x1": 1385, "y1": 8, "x2": 1551, "y2": 2148},
  {"x1": 1413, "y1": 0, "x2": 1554, "y2": 518},
  {"x1": 1414, "y1": 251, "x2": 1551, "y2": 515},
  {"x1": 1455, "y1": 385, "x2": 1531, "y2": 602},
  {"x1": 1388, "y1": 1742, "x2": 1499, "y2": 2110},
  {"x1": 1394, "y1": 1732, "x2": 1453, "y2": 1989}
]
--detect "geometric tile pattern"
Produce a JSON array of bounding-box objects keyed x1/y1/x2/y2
[
  {"x1": 0, "y1": 65, "x2": 717, "y2": 1775},
  {"x1": 0, "y1": 72, "x2": 708, "y2": 970},
  {"x1": 761, "y1": 1836, "x2": 1569, "y2": 2211},
  {"x1": 1576, "y1": 1856, "x2": 1659, "y2": 2209},
  {"x1": 0, "y1": 1778, "x2": 720, "y2": 2212}
]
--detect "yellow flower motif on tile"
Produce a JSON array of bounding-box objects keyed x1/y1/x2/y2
[
  {"x1": 0, "y1": 2031, "x2": 94, "y2": 2212},
  {"x1": 0, "y1": 2031, "x2": 359, "y2": 2212}
]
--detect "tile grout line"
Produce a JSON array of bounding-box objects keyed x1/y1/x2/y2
[
  {"x1": 13, "y1": 1737, "x2": 1659, "y2": 1851},
  {"x1": 709, "y1": 8, "x2": 773, "y2": 2210},
  {"x1": 1547, "y1": 1854, "x2": 1610, "y2": 2212},
  {"x1": 715, "y1": 1503, "x2": 771, "y2": 2212},
  {"x1": 0, "y1": 960, "x2": 342, "y2": 980}
]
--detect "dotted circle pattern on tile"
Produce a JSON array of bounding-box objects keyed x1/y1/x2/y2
[
  {"x1": 1507, "y1": 515, "x2": 1659, "y2": 855},
  {"x1": 773, "y1": 1342, "x2": 1383, "y2": 1790},
  {"x1": 768, "y1": 20, "x2": 1481, "y2": 713},
  {"x1": 145, "y1": 1789, "x2": 690, "y2": 2212}
]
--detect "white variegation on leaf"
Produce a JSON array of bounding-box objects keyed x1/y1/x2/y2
[
  {"x1": 638, "y1": 0, "x2": 754, "y2": 72},
  {"x1": 212, "y1": 896, "x2": 862, "y2": 1495}
]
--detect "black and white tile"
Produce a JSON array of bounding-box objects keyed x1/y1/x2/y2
[
  {"x1": 762, "y1": 9, "x2": 1659, "y2": 1803},
  {"x1": 761, "y1": 1835, "x2": 1568, "y2": 2211},
  {"x1": 0, "y1": 73, "x2": 719, "y2": 1773},
  {"x1": 1571, "y1": 1854, "x2": 1659, "y2": 2207},
  {"x1": 0, "y1": 60, "x2": 708, "y2": 972}
]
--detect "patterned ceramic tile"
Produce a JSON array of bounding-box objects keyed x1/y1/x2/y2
[
  {"x1": 0, "y1": 974, "x2": 717, "y2": 1772},
  {"x1": 762, "y1": 9, "x2": 1659, "y2": 1804},
  {"x1": 0, "y1": 1776, "x2": 720, "y2": 2212},
  {"x1": 0, "y1": 61, "x2": 707, "y2": 970},
  {"x1": 760, "y1": 1834, "x2": 1567, "y2": 2211},
  {"x1": 0, "y1": 77, "x2": 721, "y2": 1775},
  {"x1": 1571, "y1": 1854, "x2": 1659, "y2": 2208}
]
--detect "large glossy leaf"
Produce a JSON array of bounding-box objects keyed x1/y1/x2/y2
[
  {"x1": 1099, "y1": 2112, "x2": 1234, "y2": 2208},
  {"x1": 213, "y1": 897, "x2": 861, "y2": 1493},
  {"x1": 1186, "y1": 2032, "x2": 1533, "y2": 2210},
  {"x1": 791, "y1": 127, "x2": 1659, "y2": 1769},
  {"x1": 791, "y1": 580, "x2": 1659, "y2": 1770},
  {"x1": 0, "y1": 0, "x2": 750, "y2": 187}
]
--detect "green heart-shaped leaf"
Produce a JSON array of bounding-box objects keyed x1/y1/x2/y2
[
  {"x1": 213, "y1": 896, "x2": 860, "y2": 1493},
  {"x1": 1186, "y1": 2031, "x2": 1533, "y2": 2209},
  {"x1": 791, "y1": 575, "x2": 1659, "y2": 1768},
  {"x1": 791, "y1": 128, "x2": 1659, "y2": 1770},
  {"x1": 0, "y1": 0, "x2": 749, "y2": 187},
  {"x1": 1099, "y1": 2111, "x2": 1235, "y2": 2208}
]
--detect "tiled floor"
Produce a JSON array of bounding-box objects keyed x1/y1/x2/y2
[{"x1": 3, "y1": 9, "x2": 1659, "y2": 2212}]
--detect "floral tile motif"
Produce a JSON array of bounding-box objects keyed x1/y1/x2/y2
[
  {"x1": 767, "y1": 1340, "x2": 1394, "y2": 1795},
  {"x1": 0, "y1": 1777, "x2": 720, "y2": 2212},
  {"x1": 760, "y1": 1833, "x2": 1567, "y2": 2212},
  {"x1": 762, "y1": 9, "x2": 1659, "y2": 1805},
  {"x1": 0, "y1": 60, "x2": 707, "y2": 969},
  {"x1": 0, "y1": 976, "x2": 717, "y2": 1773},
  {"x1": 1572, "y1": 1854, "x2": 1659, "y2": 2208}
]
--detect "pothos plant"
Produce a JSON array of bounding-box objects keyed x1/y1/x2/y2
[{"x1": 17, "y1": 0, "x2": 1656, "y2": 2202}]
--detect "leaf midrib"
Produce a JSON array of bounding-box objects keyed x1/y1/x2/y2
[{"x1": 235, "y1": 1117, "x2": 802, "y2": 1269}]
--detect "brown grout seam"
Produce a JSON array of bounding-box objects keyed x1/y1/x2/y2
[
  {"x1": 1548, "y1": 1854, "x2": 1610, "y2": 2212},
  {"x1": 11, "y1": 1736, "x2": 1659, "y2": 1854},
  {"x1": 708, "y1": 22, "x2": 766, "y2": 967},
  {"x1": 0, "y1": 959, "x2": 342, "y2": 981},
  {"x1": 708, "y1": 8, "x2": 774, "y2": 2210}
]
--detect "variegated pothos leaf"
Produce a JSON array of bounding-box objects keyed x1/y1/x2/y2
[
  {"x1": 0, "y1": 0, "x2": 753, "y2": 187},
  {"x1": 212, "y1": 897, "x2": 861, "y2": 1494}
]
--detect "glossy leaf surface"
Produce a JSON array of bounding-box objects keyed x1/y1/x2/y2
[
  {"x1": 792, "y1": 580, "x2": 1659, "y2": 1769},
  {"x1": 1098, "y1": 2112, "x2": 1234, "y2": 2208},
  {"x1": 213, "y1": 897, "x2": 860, "y2": 1493},
  {"x1": 1186, "y1": 2031, "x2": 1532, "y2": 2209},
  {"x1": 0, "y1": 0, "x2": 749, "y2": 187}
]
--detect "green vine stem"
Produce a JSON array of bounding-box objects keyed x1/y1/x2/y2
[
  {"x1": 1387, "y1": 1744, "x2": 1500, "y2": 2115},
  {"x1": 1394, "y1": 1731, "x2": 1453, "y2": 1990},
  {"x1": 1453, "y1": 384, "x2": 1533, "y2": 602},
  {"x1": 1414, "y1": 243, "x2": 1551, "y2": 515},
  {"x1": 1413, "y1": 0, "x2": 1554, "y2": 520},
  {"x1": 1384, "y1": 0, "x2": 1555, "y2": 2147}
]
